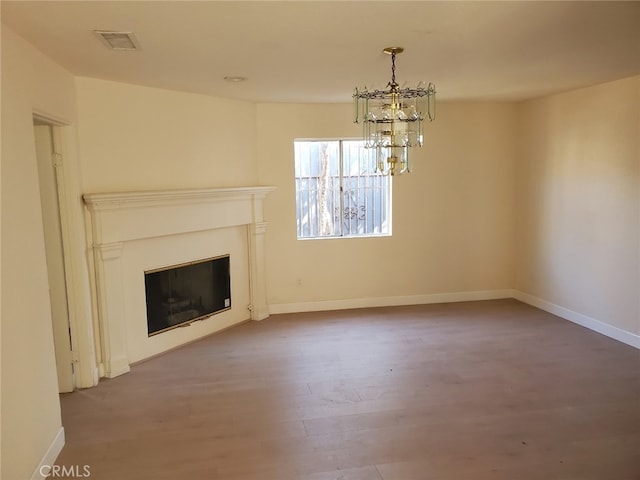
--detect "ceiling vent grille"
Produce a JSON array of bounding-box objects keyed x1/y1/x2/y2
[{"x1": 94, "y1": 31, "x2": 139, "y2": 51}]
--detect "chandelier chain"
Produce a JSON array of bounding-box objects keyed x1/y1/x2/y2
[{"x1": 390, "y1": 51, "x2": 396, "y2": 86}]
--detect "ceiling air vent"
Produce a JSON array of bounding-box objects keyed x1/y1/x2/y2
[{"x1": 94, "y1": 30, "x2": 139, "y2": 51}]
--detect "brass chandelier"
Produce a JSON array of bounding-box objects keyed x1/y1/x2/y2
[{"x1": 353, "y1": 47, "x2": 436, "y2": 176}]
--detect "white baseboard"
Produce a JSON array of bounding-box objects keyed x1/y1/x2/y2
[
  {"x1": 104, "y1": 356, "x2": 131, "y2": 378},
  {"x1": 268, "y1": 289, "x2": 515, "y2": 315},
  {"x1": 30, "y1": 427, "x2": 65, "y2": 480},
  {"x1": 269, "y1": 289, "x2": 639, "y2": 350},
  {"x1": 513, "y1": 290, "x2": 640, "y2": 349}
]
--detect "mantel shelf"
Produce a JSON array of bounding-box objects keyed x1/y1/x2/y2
[
  {"x1": 83, "y1": 186, "x2": 277, "y2": 211},
  {"x1": 83, "y1": 185, "x2": 276, "y2": 245}
]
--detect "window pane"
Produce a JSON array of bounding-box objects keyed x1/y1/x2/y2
[{"x1": 295, "y1": 141, "x2": 341, "y2": 238}]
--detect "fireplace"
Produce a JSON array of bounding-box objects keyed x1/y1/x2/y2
[
  {"x1": 145, "y1": 255, "x2": 231, "y2": 336},
  {"x1": 83, "y1": 186, "x2": 275, "y2": 378}
]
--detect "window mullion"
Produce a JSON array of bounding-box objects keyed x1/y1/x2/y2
[
  {"x1": 364, "y1": 148, "x2": 368, "y2": 235},
  {"x1": 311, "y1": 147, "x2": 316, "y2": 237},
  {"x1": 339, "y1": 140, "x2": 344, "y2": 237}
]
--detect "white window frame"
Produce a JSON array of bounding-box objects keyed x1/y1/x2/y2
[{"x1": 294, "y1": 139, "x2": 392, "y2": 240}]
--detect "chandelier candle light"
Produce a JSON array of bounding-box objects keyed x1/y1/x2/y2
[{"x1": 353, "y1": 47, "x2": 436, "y2": 176}]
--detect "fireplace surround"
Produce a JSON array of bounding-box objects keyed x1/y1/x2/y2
[{"x1": 84, "y1": 186, "x2": 275, "y2": 378}]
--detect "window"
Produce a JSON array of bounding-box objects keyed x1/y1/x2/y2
[{"x1": 294, "y1": 140, "x2": 391, "y2": 239}]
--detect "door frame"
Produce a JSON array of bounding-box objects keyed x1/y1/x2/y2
[
  {"x1": 34, "y1": 122, "x2": 75, "y2": 391},
  {"x1": 33, "y1": 111, "x2": 99, "y2": 389}
]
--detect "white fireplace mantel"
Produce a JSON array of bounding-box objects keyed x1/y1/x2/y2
[
  {"x1": 84, "y1": 186, "x2": 276, "y2": 378},
  {"x1": 84, "y1": 186, "x2": 276, "y2": 244}
]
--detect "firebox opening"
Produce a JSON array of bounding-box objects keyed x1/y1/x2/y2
[{"x1": 144, "y1": 255, "x2": 231, "y2": 336}]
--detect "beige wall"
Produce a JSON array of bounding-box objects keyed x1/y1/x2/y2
[
  {"x1": 256, "y1": 102, "x2": 518, "y2": 308},
  {"x1": 1, "y1": 27, "x2": 76, "y2": 480},
  {"x1": 75, "y1": 77, "x2": 258, "y2": 193},
  {"x1": 516, "y1": 76, "x2": 640, "y2": 336}
]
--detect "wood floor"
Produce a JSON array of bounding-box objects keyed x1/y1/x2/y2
[{"x1": 55, "y1": 299, "x2": 640, "y2": 479}]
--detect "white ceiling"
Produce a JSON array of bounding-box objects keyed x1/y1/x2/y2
[{"x1": 2, "y1": 1, "x2": 640, "y2": 103}]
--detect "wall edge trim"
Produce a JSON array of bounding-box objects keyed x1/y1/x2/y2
[
  {"x1": 30, "y1": 427, "x2": 65, "y2": 480},
  {"x1": 513, "y1": 290, "x2": 640, "y2": 349},
  {"x1": 269, "y1": 289, "x2": 515, "y2": 314}
]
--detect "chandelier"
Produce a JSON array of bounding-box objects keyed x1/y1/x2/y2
[{"x1": 353, "y1": 47, "x2": 436, "y2": 176}]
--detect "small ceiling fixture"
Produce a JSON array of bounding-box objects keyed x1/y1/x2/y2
[
  {"x1": 224, "y1": 76, "x2": 248, "y2": 83},
  {"x1": 353, "y1": 47, "x2": 436, "y2": 176},
  {"x1": 94, "y1": 30, "x2": 139, "y2": 51}
]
